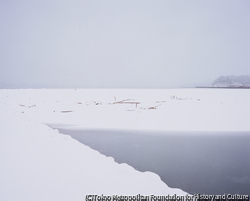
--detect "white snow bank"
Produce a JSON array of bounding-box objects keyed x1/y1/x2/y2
[
  {"x1": 0, "y1": 88, "x2": 250, "y2": 131},
  {"x1": 1, "y1": 88, "x2": 249, "y2": 200},
  {"x1": 0, "y1": 104, "x2": 187, "y2": 201}
]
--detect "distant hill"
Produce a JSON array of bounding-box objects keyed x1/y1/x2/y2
[{"x1": 212, "y1": 75, "x2": 250, "y2": 88}]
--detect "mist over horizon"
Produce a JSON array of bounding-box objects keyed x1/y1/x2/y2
[
  {"x1": 1, "y1": 0, "x2": 250, "y2": 89},
  {"x1": 1, "y1": 74, "x2": 250, "y2": 89}
]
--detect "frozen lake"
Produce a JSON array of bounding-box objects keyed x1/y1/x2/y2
[{"x1": 50, "y1": 126, "x2": 250, "y2": 196}]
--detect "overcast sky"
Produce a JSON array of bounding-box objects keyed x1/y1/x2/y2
[{"x1": 1, "y1": 0, "x2": 250, "y2": 88}]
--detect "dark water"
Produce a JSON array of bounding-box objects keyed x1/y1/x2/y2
[{"x1": 49, "y1": 126, "x2": 250, "y2": 196}]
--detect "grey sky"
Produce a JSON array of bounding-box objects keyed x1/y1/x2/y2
[{"x1": 1, "y1": 0, "x2": 250, "y2": 88}]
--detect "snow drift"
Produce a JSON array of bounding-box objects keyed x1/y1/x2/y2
[
  {"x1": 1, "y1": 88, "x2": 250, "y2": 200},
  {"x1": 0, "y1": 103, "x2": 186, "y2": 201}
]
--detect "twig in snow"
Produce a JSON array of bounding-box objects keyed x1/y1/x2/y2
[
  {"x1": 113, "y1": 99, "x2": 132, "y2": 104},
  {"x1": 148, "y1": 104, "x2": 162, "y2": 110}
]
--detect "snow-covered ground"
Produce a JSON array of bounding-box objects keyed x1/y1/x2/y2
[
  {"x1": 1, "y1": 88, "x2": 250, "y2": 200},
  {"x1": 1, "y1": 88, "x2": 250, "y2": 131}
]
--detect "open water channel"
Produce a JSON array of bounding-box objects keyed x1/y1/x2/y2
[{"x1": 49, "y1": 126, "x2": 250, "y2": 196}]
